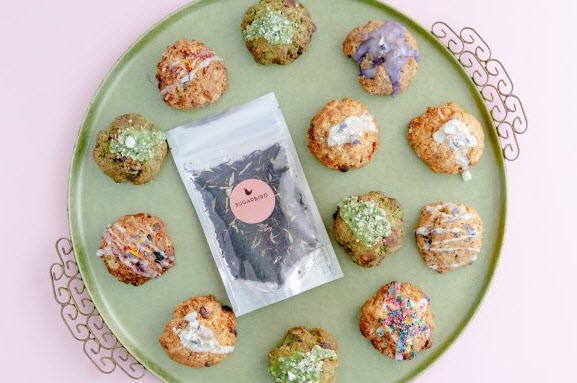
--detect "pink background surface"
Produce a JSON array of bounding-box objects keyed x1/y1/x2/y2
[{"x1": 1, "y1": 0, "x2": 575, "y2": 381}]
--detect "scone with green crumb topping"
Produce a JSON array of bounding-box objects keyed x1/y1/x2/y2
[
  {"x1": 333, "y1": 191, "x2": 404, "y2": 267},
  {"x1": 241, "y1": 0, "x2": 316, "y2": 65},
  {"x1": 268, "y1": 327, "x2": 339, "y2": 383},
  {"x1": 159, "y1": 295, "x2": 237, "y2": 368},
  {"x1": 360, "y1": 281, "x2": 434, "y2": 360},
  {"x1": 92, "y1": 113, "x2": 167, "y2": 185},
  {"x1": 308, "y1": 98, "x2": 379, "y2": 172}
]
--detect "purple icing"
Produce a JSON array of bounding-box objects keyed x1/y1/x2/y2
[{"x1": 354, "y1": 21, "x2": 420, "y2": 96}]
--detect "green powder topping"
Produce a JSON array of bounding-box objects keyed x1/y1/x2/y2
[
  {"x1": 243, "y1": 8, "x2": 297, "y2": 45},
  {"x1": 109, "y1": 127, "x2": 165, "y2": 162},
  {"x1": 270, "y1": 345, "x2": 337, "y2": 383},
  {"x1": 338, "y1": 196, "x2": 391, "y2": 245}
]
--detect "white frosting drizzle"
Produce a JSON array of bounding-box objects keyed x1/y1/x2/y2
[
  {"x1": 160, "y1": 52, "x2": 222, "y2": 97},
  {"x1": 174, "y1": 311, "x2": 235, "y2": 355},
  {"x1": 415, "y1": 203, "x2": 481, "y2": 269},
  {"x1": 95, "y1": 216, "x2": 173, "y2": 278},
  {"x1": 432, "y1": 119, "x2": 478, "y2": 181},
  {"x1": 327, "y1": 114, "x2": 377, "y2": 146}
]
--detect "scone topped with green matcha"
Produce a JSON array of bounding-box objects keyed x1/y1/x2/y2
[
  {"x1": 93, "y1": 113, "x2": 167, "y2": 185},
  {"x1": 268, "y1": 327, "x2": 339, "y2": 383},
  {"x1": 333, "y1": 191, "x2": 404, "y2": 267},
  {"x1": 241, "y1": 0, "x2": 316, "y2": 65}
]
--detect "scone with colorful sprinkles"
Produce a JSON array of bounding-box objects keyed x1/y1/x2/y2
[
  {"x1": 241, "y1": 0, "x2": 316, "y2": 65},
  {"x1": 407, "y1": 102, "x2": 485, "y2": 181},
  {"x1": 415, "y1": 202, "x2": 483, "y2": 273},
  {"x1": 307, "y1": 98, "x2": 379, "y2": 172},
  {"x1": 360, "y1": 281, "x2": 434, "y2": 360},
  {"x1": 333, "y1": 191, "x2": 404, "y2": 267},
  {"x1": 268, "y1": 327, "x2": 339, "y2": 383},
  {"x1": 96, "y1": 213, "x2": 175, "y2": 286},
  {"x1": 156, "y1": 39, "x2": 227, "y2": 109},
  {"x1": 92, "y1": 113, "x2": 167, "y2": 185},
  {"x1": 159, "y1": 295, "x2": 236, "y2": 368},
  {"x1": 342, "y1": 20, "x2": 420, "y2": 97}
]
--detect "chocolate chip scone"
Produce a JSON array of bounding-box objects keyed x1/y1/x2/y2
[{"x1": 159, "y1": 295, "x2": 237, "y2": 368}]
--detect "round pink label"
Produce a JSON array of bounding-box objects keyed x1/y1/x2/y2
[{"x1": 230, "y1": 179, "x2": 275, "y2": 224}]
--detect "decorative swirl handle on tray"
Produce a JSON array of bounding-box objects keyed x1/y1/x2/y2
[
  {"x1": 50, "y1": 238, "x2": 146, "y2": 379},
  {"x1": 431, "y1": 22, "x2": 527, "y2": 161},
  {"x1": 51, "y1": 23, "x2": 527, "y2": 379}
]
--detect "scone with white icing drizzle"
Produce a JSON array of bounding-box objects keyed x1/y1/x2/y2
[
  {"x1": 415, "y1": 202, "x2": 483, "y2": 273},
  {"x1": 96, "y1": 213, "x2": 175, "y2": 285},
  {"x1": 407, "y1": 102, "x2": 484, "y2": 181},
  {"x1": 308, "y1": 98, "x2": 379, "y2": 172},
  {"x1": 156, "y1": 39, "x2": 227, "y2": 110},
  {"x1": 159, "y1": 295, "x2": 236, "y2": 368},
  {"x1": 333, "y1": 191, "x2": 404, "y2": 267}
]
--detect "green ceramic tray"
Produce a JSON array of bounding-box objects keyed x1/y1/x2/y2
[{"x1": 68, "y1": 0, "x2": 507, "y2": 381}]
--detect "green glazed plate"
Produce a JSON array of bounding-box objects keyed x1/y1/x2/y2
[{"x1": 68, "y1": 0, "x2": 506, "y2": 382}]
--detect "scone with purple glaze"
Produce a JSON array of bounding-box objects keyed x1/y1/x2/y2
[
  {"x1": 156, "y1": 39, "x2": 227, "y2": 110},
  {"x1": 96, "y1": 213, "x2": 175, "y2": 286},
  {"x1": 342, "y1": 20, "x2": 420, "y2": 97},
  {"x1": 308, "y1": 98, "x2": 379, "y2": 172},
  {"x1": 415, "y1": 202, "x2": 483, "y2": 273},
  {"x1": 360, "y1": 281, "x2": 434, "y2": 360},
  {"x1": 159, "y1": 295, "x2": 237, "y2": 368}
]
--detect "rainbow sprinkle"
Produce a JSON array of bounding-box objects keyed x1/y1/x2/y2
[{"x1": 377, "y1": 282, "x2": 430, "y2": 360}]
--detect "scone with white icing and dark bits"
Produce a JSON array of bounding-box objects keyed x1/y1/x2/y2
[
  {"x1": 96, "y1": 213, "x2": 175, "y2": 286},
  {"x1": 307, "y1": 98, "x2": 379, "y2": 172},
  {"x1": 156, "y1": 39, "x2": 227, "y2": 110},
  {"x1": 159, "y1": 295, "x2": 237, "y2": 368},
  {"x1": 268, "y1": 327, "x2": 339, "y2": 383},
  {"x1": 415, "y1": 202, "x2": 483, "y2": 273},
  {"x1": 360, "y1": 281, "x2": 434, "y2": 360},
  {"x1": 343, "y1": 20, "x2": 419, "y2": 97},
  {"x1": 241, "y1": 0, "x2": 316, "y2": 65},
  {"x1": 407, "y1": 102, "x2": 485, "y2": 181},
  {"x1": 333, "y1": 191, "x2": 404, "y2": 267}
]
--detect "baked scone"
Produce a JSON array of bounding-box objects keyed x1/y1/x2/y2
[
  {"x1": 159, "y1": 295, "x2": 237, "y2": 368},
  {"x1": 360, "y1": 281, "x2": 434, "y2": 360},
  {"x1": 268, "y1": 327, "x2": 339, "y2": 383},
  {"x1": 415, "y1": 202, "x2": 483, "y2": 273},
  {"x1": 333, "y1": 191, "x2": 404, "y2": 267},
  {"x1": 92, "y1": 113, "x2": 167, "y2": 185},
  {"x1": 407, "y1": 102, "x2": 485, "y2": 181},
  {"x1": 342, "y1": 20, "x2": 420, "y2": 97},
  {"x1": 156, "y1": 39, "x2": 227, "y2": 109},
  {"x1": 241, "y1": 0, "x2": 316, "y2": 65},
  {"x1": 307, "y1": 98, "x2": 379, "y2": 172},
  {"x1": 96, "y1": 213, "x2": 175, "y2": 286}
]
